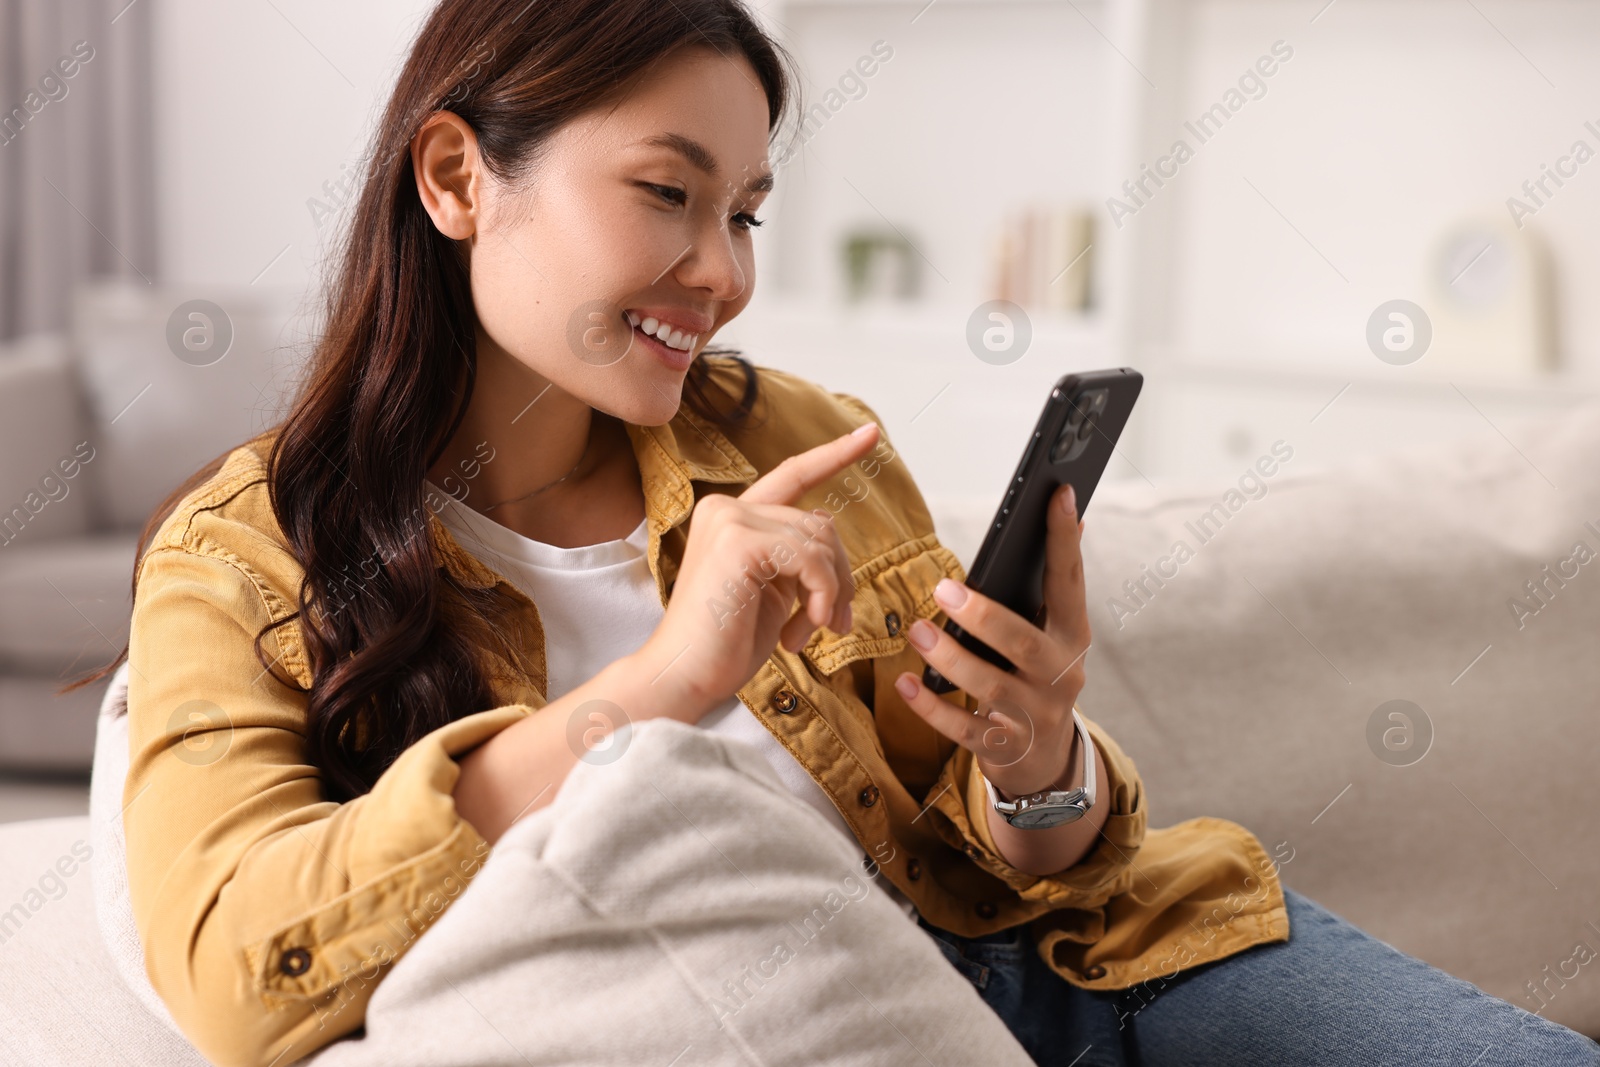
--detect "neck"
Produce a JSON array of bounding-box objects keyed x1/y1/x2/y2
[{"x1": 426, "y1": 341, "x2": 613, "y2": 518}]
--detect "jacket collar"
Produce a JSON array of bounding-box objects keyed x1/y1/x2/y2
[{"x1": 429, "y1": 406, "x2": 760, "y2": 590}]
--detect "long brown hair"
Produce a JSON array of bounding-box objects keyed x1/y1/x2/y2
[{"x1": 64, "y1": 0, "x2": 797, "y2": 801}]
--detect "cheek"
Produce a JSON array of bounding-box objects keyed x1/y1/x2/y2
[{"x1": 467, "y1": 215, "x2": 566, "y2": 367}]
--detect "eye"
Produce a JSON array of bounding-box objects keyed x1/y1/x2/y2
[
  {"x1": 642, "y1": 182, "x2": 687, "y2": 207},
  {"x1": 639, "y1": 182, "x2": 763, "y2": 232}
]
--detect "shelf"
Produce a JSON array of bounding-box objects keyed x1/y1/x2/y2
[
  {"x1": 730, "y1": 294, "x2": 1108, "y2": 347},
  {"x1": 1138, "y1": 347, "x2": 1597, "y2": 404},
  {"x1": 760, "y1": 0, "x2": 1118, "y2": 316}
]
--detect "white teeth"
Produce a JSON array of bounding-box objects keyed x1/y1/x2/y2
[{"x1": 624, "y1": 312, "x2": 699, "y2": 352}]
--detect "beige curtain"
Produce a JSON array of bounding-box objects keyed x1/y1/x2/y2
[{"x1": 0, "y1": 0, "x2": 155, "y2": 341}]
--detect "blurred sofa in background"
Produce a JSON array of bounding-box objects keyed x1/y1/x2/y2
[{"x1": 0, "y1": 282, "x2": 303, "y2": 770}]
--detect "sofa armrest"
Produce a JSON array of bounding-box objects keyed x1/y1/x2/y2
[{"x1": 0, "y1": 334, "x2": 98, "y2": 547}]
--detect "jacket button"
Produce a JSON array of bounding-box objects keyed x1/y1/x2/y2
[
  {"x1": 884, "y1": 611, "x2": 901, "y2": 637},
  {"x1": 858, "y1": 784, "x2": 879, "y2": 807},
  {"x1": 975, "y1": 901, "x2": 998, "y2": 919},
  {"x1": 1084, "y1": 964, "x2": 1107, "y2": 980},
  {"x1": 770, "y1": 690, "x2": 798, "y2": 714},
  {"x1": 906, "y1": 857, "x2": 922, "y2": 881},
  {"x1": 279, "y1": 948, "x2": 312, "y2": 977}
]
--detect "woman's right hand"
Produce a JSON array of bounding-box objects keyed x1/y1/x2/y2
[{"x1": 632, "y1": 421, "x2": 882, "y2": 723}]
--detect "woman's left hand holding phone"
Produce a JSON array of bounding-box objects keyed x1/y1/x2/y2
[{"x1": 892, "y1": 481, "x2": 1092, "y2": 804}]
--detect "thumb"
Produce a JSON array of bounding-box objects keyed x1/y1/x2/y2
[{"x1": 1040, "y1": 483, "x2": 1088, "y2": 644}]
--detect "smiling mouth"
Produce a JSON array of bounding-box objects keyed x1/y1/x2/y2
[{"x1": 623, "y1": 309, "x2": 699, "y2": 353}]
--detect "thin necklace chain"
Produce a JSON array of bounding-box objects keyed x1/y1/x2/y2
[{"x1": 480, "y1": 433, "x2": 594, "y2": 513}]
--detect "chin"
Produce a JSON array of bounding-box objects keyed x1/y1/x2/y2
[{"x1": 589, "y1": 373, "x2": 685, "y2": 427}]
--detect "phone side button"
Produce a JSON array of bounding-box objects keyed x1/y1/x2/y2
[{"x1": 1017, "y1": 433, "x2": 1039, "y2": 474}]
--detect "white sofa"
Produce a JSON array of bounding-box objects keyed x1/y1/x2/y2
[{"x1": 2, "y1": 286, "x2": 1597, "y2": 1056}]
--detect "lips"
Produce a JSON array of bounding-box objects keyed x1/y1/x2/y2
[
  {"x1": 622, "y1": 307, "x2": 711, "y2": 354},
  {"x1": 621, "y1": 314, "x2": 692, "y2": 370}
]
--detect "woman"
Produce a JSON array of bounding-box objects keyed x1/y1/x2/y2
[{"x1": 68, "y1": 1, "x2": 1600, "y2": 1065}]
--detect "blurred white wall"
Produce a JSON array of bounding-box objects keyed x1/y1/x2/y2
[
  {"x1": 1165, "y1": 0, "x2": 1600, "y2": 374},
  {"x1": 152, "y1": 0, "x2": 436, "y2": 292}
]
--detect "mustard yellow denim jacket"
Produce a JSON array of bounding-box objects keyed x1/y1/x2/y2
[{"x1": 124, "y1": 356, "x2": 1289, "y2": 1067}]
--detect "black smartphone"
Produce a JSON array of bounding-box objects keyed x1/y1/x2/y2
[{"x1": 922, "y1": 367, "x2": 1143, "y2": 694}]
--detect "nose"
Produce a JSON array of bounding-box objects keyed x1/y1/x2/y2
[{"x1": 674, "y1": 212, "x2": 749, "y2": 304}]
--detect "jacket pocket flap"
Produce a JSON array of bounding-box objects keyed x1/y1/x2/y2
[{"x1": 801, "y1": 533, "x2": 964, "y2": 675}]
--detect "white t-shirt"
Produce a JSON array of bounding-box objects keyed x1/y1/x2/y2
[{"x1": 426, "y1": 483, "x2": 917, "y2": 919}]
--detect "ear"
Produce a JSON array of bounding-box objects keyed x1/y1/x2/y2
[{"x1": 412, "y1": 111, "x2": 482, "y2": 241}]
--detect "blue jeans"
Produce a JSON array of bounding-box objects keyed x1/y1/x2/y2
[{"x1": 916, "y1": 887, "x2": 1600, "y2": 1066}]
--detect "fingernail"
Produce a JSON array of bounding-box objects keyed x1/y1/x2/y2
[
  {"x1": 907, "y1": 618, "x2": 937, "y2": 650},
  {"x1": 934, "y1": 578, "x2": 968, "y2": 609},
  {"x1": 895, "y1": 673, "x2": 919, "y2": 700},
  {"x1": 851, "y1": 422, "x2": 877, "y2": 437},
  {"x1": 1062, "y1": 484, "x2": 1077, "y2": 515}
]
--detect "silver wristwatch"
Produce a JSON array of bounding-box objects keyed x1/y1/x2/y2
[{"x1": 983, "y1": 709, "x2": 1097, "y2": 829}]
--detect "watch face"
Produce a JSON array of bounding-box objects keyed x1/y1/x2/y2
[{"x1": 1012, "y1": 804, "x2": 1086, "y2": 830}]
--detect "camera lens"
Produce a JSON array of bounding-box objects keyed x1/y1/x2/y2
[{"x1": 1050, "y1": 428, "x2": 1072, "y2": 462}]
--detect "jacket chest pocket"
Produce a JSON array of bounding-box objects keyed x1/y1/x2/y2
[
  {"x1": 797, "y1": 533, "x2": 968, "y2": 793},
  {"x1": 798, "y1": 534, "x2": 962, "y2": 676}
]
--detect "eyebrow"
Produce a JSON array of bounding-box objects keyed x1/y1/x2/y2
[{"x1": 639, "y1": 132, "x2": 775, "y2": 194}]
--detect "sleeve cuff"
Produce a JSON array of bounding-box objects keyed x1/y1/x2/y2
[{"x1": 926, "y1": 706, "x2": 1148, "y2": 909}]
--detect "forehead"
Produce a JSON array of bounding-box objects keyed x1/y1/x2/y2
[{"x1": 559, "y1": 47, "x2": 774, "y2": 176}]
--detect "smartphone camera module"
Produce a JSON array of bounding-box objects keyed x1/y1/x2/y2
[{"x1": 1050, "y1": 388, "x2": 1108, "y2": 464}]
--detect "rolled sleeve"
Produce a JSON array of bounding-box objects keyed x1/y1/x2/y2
[
  {"x1": 124, "y1": 546, "x2": 532, "y2": 1067},
  {"x1": 924, "y1": 703, "x2": 1147, "y2": 910}
]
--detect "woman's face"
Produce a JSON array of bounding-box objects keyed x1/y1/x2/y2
[{"x1": 463, "y1": 46, "x2": 774, "y2": 426}]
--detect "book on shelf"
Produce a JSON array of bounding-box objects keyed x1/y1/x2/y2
[{"x1": 990, "y1": 205, "x2": 1095, "y2": 314}]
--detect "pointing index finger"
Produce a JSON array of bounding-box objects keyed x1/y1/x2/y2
[{"x1": 739, "y1": 422, "x2": 880, "y2": 507}]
